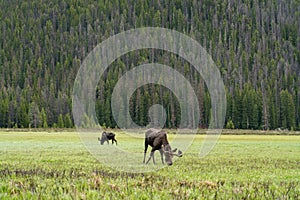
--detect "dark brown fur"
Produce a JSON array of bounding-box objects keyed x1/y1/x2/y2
[
  {"x1": 143, "y1": 128, "x2": 181, "y2": 165},
  {"x1": 98, "y1": 132, "x2": 117, "y2": 145}
]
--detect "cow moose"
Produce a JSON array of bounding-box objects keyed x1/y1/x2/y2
[
  {"x1": 143, "y1": 128, "x2": 182, "y2": 166},
  {"x1": 98, "y1": 132, "x2": 117, "y2": 145}
]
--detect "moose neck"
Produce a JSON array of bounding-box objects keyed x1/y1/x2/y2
[{"x1": 161, "y1": 132, "x2": 169, "y2": 146}]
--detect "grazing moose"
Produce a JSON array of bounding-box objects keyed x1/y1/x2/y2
[
  {"x1": 98, "y1": 132, "x2": 117, "y2": 145},
  {"x1": 143, "y1": 128, "x2": 182, "y2": 165}
]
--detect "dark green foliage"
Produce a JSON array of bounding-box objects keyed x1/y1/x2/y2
[
  {"x1": 0, "y1": 0, "x2": 299, "y2": 129},
  {"x1": 28, "y1": 102, "x2": 40, "y2": 128},
  {"x1": 280, "y1": 90, "x2": 296, "y2": 130},
  {"x1": 57, "y1": 114, "x2": 64, "y2": 128},
  {"x1": 64, "y1": 113, "x2": 73, "y2": 128},
  {"x1": 40, "y1": 108, "x2": 48, "y2": 128},
  {"x1": 226, "y1": 120, "x2": 235, "y2": 129}
]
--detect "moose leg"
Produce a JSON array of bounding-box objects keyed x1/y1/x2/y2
[
  {"x1": 152, "y1": 151, "x2": 155, "y2": 164},
  {"x1": 143, "y1": 140, "x2": 148, "y2": 164},
  {"x1": 113, "y1": 138, "x2": 117, "y2": 145},
  {"x1": 146, "y1": 151, "x2": 155, "y2": 164},
  {"x1": 159, "y1": 149, "x2": 164, "y2": 164}
]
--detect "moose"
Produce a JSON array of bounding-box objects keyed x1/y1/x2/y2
[
  {"x1": 143, "y1": 128, "x2": 182, "y2": 166},
  {"x1": 98, "y1": 132, "x2": 117, "y2": 145}
]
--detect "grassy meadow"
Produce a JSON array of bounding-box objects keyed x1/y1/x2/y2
[{"x1": 0, "y1": 129, "x2": 299, "y2": 199}]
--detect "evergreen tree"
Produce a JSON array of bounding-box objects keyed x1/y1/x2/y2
[
  {"x1": 64, "y1": 113, "x2": 73, "y2": 128},
  {"x1": 29, "y1": 102, "x2": 40, "y2": 128},
  {"x1": 18, "y1": 97, "x2": 29, "y2": 128},
  {"x1": 280, "y1": 90, "x2": 296, "y2": 130},
  {"x1": 40, "y1": 108, "x2": 48, "y2": 128},
  {"x1": 57, "y1": 114, "x2": 64, "y2": 128}
]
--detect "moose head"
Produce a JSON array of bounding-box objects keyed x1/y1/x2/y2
[{"x1": 162, "y1": 145, "x2": 183, "y2": 165}]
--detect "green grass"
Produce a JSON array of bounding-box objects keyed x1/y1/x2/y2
[{"x1": 0, "y1": 130, "x2": 299, "y2": 199}]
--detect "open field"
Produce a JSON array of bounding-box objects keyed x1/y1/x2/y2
[{"x1": 0, "y1": 129, "x2": 299, "y2": 199}]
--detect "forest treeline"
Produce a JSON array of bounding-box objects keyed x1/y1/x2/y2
[{"x1": 0, "y1": 0, "x2": 299, "y2": 130}]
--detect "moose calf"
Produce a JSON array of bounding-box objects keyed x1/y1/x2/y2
[{"x1": 98, "y1": 132, "x2": 117, "y2": 145}]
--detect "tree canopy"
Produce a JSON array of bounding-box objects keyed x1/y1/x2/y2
[{"x1": 0, "y1": 0, "x2": 299, "y2": 130}]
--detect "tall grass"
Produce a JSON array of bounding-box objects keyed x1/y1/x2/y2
[{"x1": 0, "y1": 130, "x2": 299, "y2": 199}]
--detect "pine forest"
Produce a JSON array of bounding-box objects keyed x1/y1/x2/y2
[{"x1": 0, "y1": 0, "x2": 299, "y2": 130}]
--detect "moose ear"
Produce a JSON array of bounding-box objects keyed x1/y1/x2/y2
[
  {"x1": 171, "y1": 149, "x2": 183, "y2": 157},
  {"x1": 178, "y1": 150, "x2": 183, "y2": 157},
  {"x1": 172, "y1": 148, "x2": 177, "y2": 152}
]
